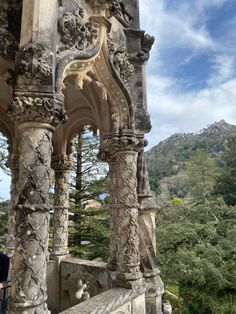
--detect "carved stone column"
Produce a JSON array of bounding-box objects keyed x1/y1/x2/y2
[
  {"x1": 51, "y1": 154, "x2": 72, "y2": 259},
  {"x1": 7, "y1": 154, "x2": 19, "y2": 258},
  {"x1": 105, "y1": 133, "x2": 143, "y2": 287},
  {"x1": 107, "y1": 159, "x2": 118, "y2": 271},
  {"x1": 137, "y1": 144, "x2": 164, "y2": 313},
  {"x1": 8, "y1": 95, "x2": 65, "y2": 314}
]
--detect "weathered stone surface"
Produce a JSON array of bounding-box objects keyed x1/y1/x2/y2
[
  {"x1": 0, "y1": 0, "x2": 163, "y2": 312},
  {"x1": 51, "y1": 154, "x2": 73, "y2": 258},
  {"x1": 10, "y1": 125, "x2": 52, "y2": 314},
  {"x1": 60, "y1": 258, "x2": 112, "y2": 312},
  {"x1": 59, "y1": 287, "x2": 146, "y2": 314}
]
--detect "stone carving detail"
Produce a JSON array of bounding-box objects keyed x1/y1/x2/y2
[
  {"x1": 51, "y1": 155, "x2": 72, "y2": 257},
  {"x1": 58, "y1": 7, "x2": 98, "y2": 53},
  {"x1": 113, "y1": 48, "x2": 134, "y2": 87},
  {"x1": 0, "y1": 2, "x2": 18, "y2": 58},
  {"x1": 15, "y1": 43, "x2": 53, "y2": 82},
  {"x1": 87, "y1": 0, "x2": 132, "y2": 26},
  {"x1": 75, "y1": 280, "x2": 90, "y2": 301},
  {"x1": 6, "y1": 154, "x2": 19, "y2": 257},
  {"x1": 8, "y1": 96, "x2": 67, "y2": 125},
  {"x1": 10, "y1": 127, "x2": 52, "y2": 313},
  {"x1": 115, "y1": 150, "x2": 141, "y2": 282}
]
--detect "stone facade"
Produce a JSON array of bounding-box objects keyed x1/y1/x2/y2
[{"x1": 0, "y1": 0, "x2": 163, "y2": 313}]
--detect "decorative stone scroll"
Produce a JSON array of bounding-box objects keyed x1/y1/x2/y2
[
  {"x1": 58, "y1": 7, "x2": 98, "y2": 54},
  {"x1": 8, "y1": 95, "x2": 67, "y2": 125},
  {"x1": 15, "y1": 43, "x2": 53, "y2": 83}
]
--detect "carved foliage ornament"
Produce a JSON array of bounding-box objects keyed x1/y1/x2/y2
[
  {"x1": 8, "y1": 96, "x2": 67, "y2": 125},
  {"x1": 113, "y1": 47, "x2": 134, "y2": 87},
  {"x1": 58, "y1": 7, "x2": 98, "y2": 53},
  {"x1": 16, "y1": 43, "x2": 53, "y2": 82}
]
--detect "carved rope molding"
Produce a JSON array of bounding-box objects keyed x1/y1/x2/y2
[
  {"x1": 8, "y1": 96, "x2": 67, "y2": 125},
  {"x1": 58, "y1": 7, "x2": 98, "y2": 54}
]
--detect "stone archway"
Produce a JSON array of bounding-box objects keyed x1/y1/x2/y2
[{"x1": 0, "y1": 1, "x2": 164, "y2": 313}]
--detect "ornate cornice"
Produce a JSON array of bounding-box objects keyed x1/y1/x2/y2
[
  {"x1": 8, "y1": 95, "x2": 67, "y2": 125},
  {"x1": 58, "y1": 7, "x2": 98, "y2": 54}
]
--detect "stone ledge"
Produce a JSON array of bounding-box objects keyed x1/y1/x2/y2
[{"x1": 59, "y1": 288, "x2": 146, "y2": 314}]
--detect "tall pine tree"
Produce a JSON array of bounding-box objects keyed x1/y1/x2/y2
[{"x1": 215, "y1": 136, "x2": 236, "y2": 205}]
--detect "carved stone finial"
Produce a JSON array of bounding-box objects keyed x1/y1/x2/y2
[
  {"x1": 58, "y1": 7, "x2": 98, "y2": 54},
  {"x1": 8, "y1": 96, "x2": 67, "y2": 125}
]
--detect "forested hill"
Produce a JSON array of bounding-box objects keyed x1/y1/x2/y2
[{"x1": 146, "y1": 120, "x2": 236, "y2": 193}]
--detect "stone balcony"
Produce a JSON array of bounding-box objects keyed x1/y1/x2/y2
[{"x1": 47, "y1": 258, "x2": 148, "y2": 314}]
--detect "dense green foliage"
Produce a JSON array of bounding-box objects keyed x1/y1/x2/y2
[
  {"x1": 215, "y1": 136, "x2": 236, "y2": 206},
  {"x1": 68, "y1": 129, "x2": 109, "y2": 261},
  {"x1": 147, "y1": 120, "x2": 236, "y2": 195},
  {"x1": 151, "y1": 126, "x2": 236, "y2": 313},
  {"x1": 157, "y1": 199, "x2": 236, "y2": 313}
]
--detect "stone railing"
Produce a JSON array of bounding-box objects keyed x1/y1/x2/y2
[
  {"x1": 47, "y1": 257, "x2": 147, "y2": 314},
  {"x1": 59, "y1": 287, "x2": 146, "y2": 314}
]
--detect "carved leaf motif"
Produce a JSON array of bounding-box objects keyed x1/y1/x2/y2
[
  {"x1": 8, "y1": 96, "x2": 67, "y2": 125},
  {"x1": 58, "y1": 7, "x2": 98, "y2": 53}
]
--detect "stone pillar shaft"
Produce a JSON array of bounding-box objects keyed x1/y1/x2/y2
[
  {"x1": 114, "y1": 148, "x2": 142, "y2": 284},
  {"x1": 10, "y1": 124, "x2": 53, "y2": 314},
  {"x1": 7, "y1": 154, "x2": 19, "y2": 258},
  {"x1": 51, "y1": 155, "x2": 72, "y2": 258},
  {"x1": 107, "y1": 160, "x2": 118, "y2": 271}
]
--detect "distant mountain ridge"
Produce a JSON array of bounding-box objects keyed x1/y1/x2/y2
[{"x1": 146, "y1": 120, "x2": 236, "y2": 192}]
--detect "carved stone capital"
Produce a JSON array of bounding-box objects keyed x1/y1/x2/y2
[
  {"x1": 51, "y1": 154, "x2": 73, "y2": 172},
  {"x1": 15, "y1": 43, "x2": 53, "y2": 83},
  {"x1": 58, "y1": 7, "x2": 98, "y2": 54},
  {"x1": 8, "y1": 95, "x2": 67, "y2": 126}
]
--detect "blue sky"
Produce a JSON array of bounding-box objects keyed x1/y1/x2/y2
[
  {"x1": 140, "y1": 0, "x2": 236, "y2": 148},
  {"x1": 1, "y1": 1, "x2": 236, "y2": 199}
]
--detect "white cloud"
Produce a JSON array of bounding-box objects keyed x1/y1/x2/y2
[
  {"x1": 146, "y1": 75, "x2": 236, "y2": 148},
  {"x1": 207, "y1": 55, "x2": 236, "y2": 87},
  {"x1": 139, "y1": 0, "x2": 236, "y2": 149}
]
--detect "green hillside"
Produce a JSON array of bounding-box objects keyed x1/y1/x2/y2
[{"x1": 146, "y1": 120, "x2": 236, "y2": 195}]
